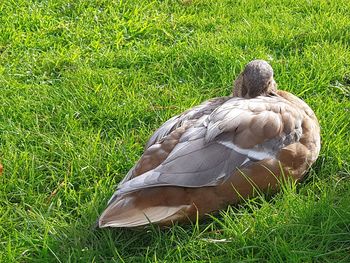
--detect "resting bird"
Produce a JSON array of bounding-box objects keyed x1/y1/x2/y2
[{"x1": 98, "y1": 60, "x2": 320, "y2": 228}]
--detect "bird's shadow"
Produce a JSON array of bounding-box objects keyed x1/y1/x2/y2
[
  {"x1": 36, "y1": 165, "x2": 322, "y2": 262},
  {"x1": 37, "y1": 208, "x2": 220, "y2": 261}
]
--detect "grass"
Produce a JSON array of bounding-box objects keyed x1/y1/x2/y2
[{"x1": 1, "y1": 0, "x2": 350, "y2": 261}]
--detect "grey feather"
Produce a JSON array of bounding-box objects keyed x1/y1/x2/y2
[
  {"x1": 118, "y1": 164, "x2": 137, "y2": 187},
  {"x1": 145, "y1": 115, "x2": 181, "y2": 149},
  {"x1": 145, "y1": 97, "x2": 231, "y2": 149},
  {"x1": 117, "y1": 126, "x2": 250, "y2": 195}
]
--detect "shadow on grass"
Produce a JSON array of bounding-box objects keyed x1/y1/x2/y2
[
  {"x1": 34, "y1": 168, "x2": 350, "y2": 262},
  {"x1": 36, "y1": 207, "x2": 217, "y2": 262}
]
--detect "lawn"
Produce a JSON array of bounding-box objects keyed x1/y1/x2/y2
[{"x1": 1, "y1": 0, "x2": 350, "y2": 262}]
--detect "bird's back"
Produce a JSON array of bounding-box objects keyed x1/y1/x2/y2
[{"x1": 98, "y1": 91, "x2": 320, "y2": 228}]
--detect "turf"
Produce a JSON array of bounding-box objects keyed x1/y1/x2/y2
[{"x1": 1, "y1": 0, "x2": 350, "y2": 262}]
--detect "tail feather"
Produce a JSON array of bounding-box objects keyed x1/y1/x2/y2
[{"x1": 98, "y1": 196, "x2": 189, "y2": 228}]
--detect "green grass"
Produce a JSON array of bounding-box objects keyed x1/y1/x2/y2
[{"x1": 1, "y1": 0, "x2": 350, "y2": 261}]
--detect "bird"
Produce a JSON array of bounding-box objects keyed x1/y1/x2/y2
[{"x1": 97, "y1": 59, "x2": 321, "y2": 228}]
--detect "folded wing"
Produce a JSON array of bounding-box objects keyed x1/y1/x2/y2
[
  {"x1": 100, "y1": 96, "x2": 304, "y2": 227},
  {"x1": 118, "y1": 96, "x2": 303, "y2": 194}
]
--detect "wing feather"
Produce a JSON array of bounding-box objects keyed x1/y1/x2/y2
[
  {"x1": 116, "y1": 96, "x2": 304, "y2": 196},
  {"x1": 145, "y1": 97, "x2": 230, "y2": 149},
  {"x1": 118, "y1": 126, "x2": 249, "y2": 195}
]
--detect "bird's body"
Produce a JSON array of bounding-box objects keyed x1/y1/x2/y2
[{"x1": 98, "y1": 60, "x2": 320, "y2": 228}]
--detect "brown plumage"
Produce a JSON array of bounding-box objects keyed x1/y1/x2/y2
[{"x1": 98, "y1": 60, "x2": 320, "y2": 228}]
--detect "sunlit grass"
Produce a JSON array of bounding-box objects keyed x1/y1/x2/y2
[{"x1": 1, "y1": 0, "x2": 350, "y2": 262}]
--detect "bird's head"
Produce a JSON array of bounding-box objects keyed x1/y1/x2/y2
[{"x1": 233, "y1": 60, "x2": 277, "y2": 98}]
